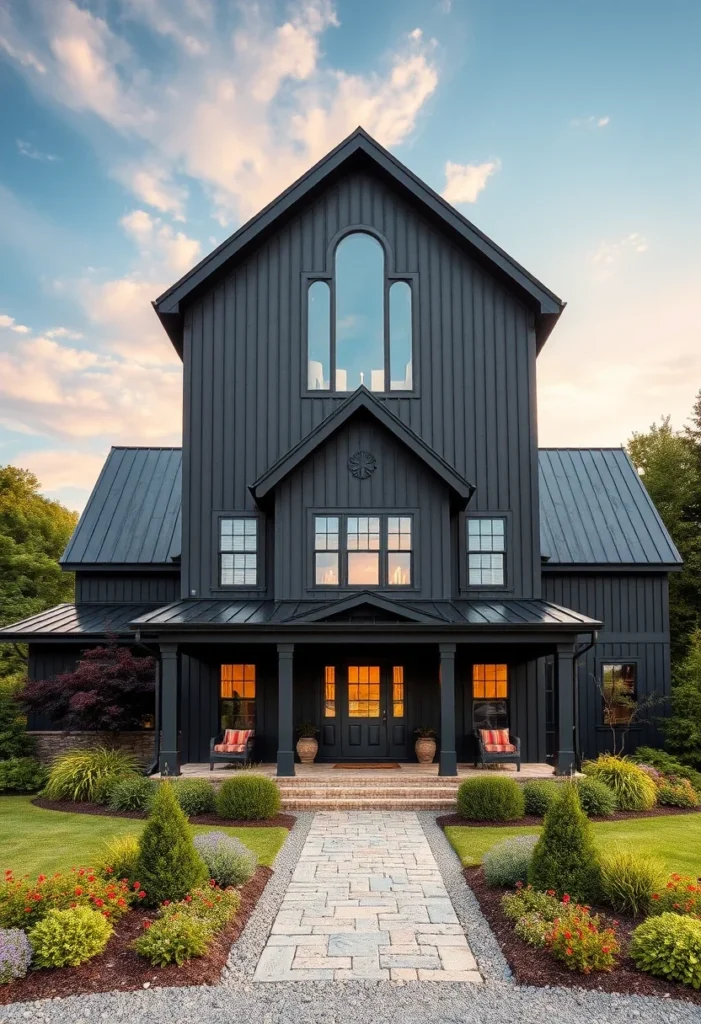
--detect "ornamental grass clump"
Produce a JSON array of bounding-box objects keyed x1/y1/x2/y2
[
  {"x1": 107, "y1": 775, "x2": 156, "y2": 812},
  {"x1": 649, "y1": 874, "x2": 701, "y2": 919},
  {"x1": 482, "y1": 835, "x2": 538, "y2": 888},
  {"x1": 137, "y1": 782, "x2": 207, "y2": 906},
  {"x1": 28, "y1": 906, "x2": 113, "y2": 968},
  {"x1": 193, "y1": 831, "x2": 257, "y2": 888},
  {"x1": 43, "y1": 747, "x2": 139, "y2": 803},
  {"x1": 98, "y1": 835, "x2": 140, "y2": 886},
  {"x1": 630, "y1": 913, "x2": 701, "y2": 989},
  {"x1": 598, "y1": 847, "x2": 667, "y2": 916},
  {"x1": 216, "y1": 774, "x2": 281, "y2": 821},
  {"x1": 174, "y1": 778, "x2": 217, "y2": 817},
  {"x1": 0, "y1": 928, "x2": 32, "y2": 984},
  {"x1": 522, "y1": 780, "x2": 558, "y2": 817},
  {"x1": 528, "y1": 782, "x2": 601, "y2": 902},
  {"x1": 582, "y1": 755, "x2": 657, "y2": 811},
  {"x1": 456, "y1": 776, "x2": 525, "y2": 821},
  {"x1": 0, "y1": 867, "x2": 141, "y2": 929}
]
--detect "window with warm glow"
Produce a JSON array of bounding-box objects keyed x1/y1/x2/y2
[
  {"x1": 314, "y1": 516, "x2": 340, "y2": 585},
  {"x1": 312, "y1": 513, "x2": 414, "y2": 588},
  {"x1": 387, "y1": 517, "x2": 412, "y2": 585},
  {"x1": 472, "y1": 664, "x2": 508, "y2": 699},
  {"x1": 392, "y1": 666, "x2": 405, "y2": 717},
  {"x1": 324, "y1": 666, "x2": 336, "y2": 718},
  {"x1": 220, "y1": 664, "x2": 256, "y2": 729},
  {"x1": 347, "y1": 516, "x2": 380, "y2": 585},
  {"x1": 348, "y1": 666, "x2": 380, "y2": 717}
]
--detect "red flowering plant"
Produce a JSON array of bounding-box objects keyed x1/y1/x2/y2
[
  {"x1": 0, "y1": 867, "x2": 144, "y2": 929},
  {"x1": 545, "y1": 897, "x2": 620, "y2": 973},
  {"x1": 158, "y1": 886, "x2": 241, "y2": 932},
  {"x1": 649, "y1": 873, "x2": 701, "y2": 919}
]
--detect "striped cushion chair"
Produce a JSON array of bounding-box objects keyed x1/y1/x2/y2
[
  {"x1": 210, "y1": 728, "x2": 255, "y2": 770},
  {"x1": 474, "y1": 727, "x2": 521, "y2": 770}
]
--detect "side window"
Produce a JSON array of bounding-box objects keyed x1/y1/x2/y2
[
  {"x1": 472, "y1": 663, "x2": 509, "y2": 731},
  {"x1": 220, "y1": 518, "x2": 258, "y2": 586},
  {"x1": 220, "y1": 664, "x2": 255, "y2": 729},
  {"x1": 601, "y1": 663, "x2": 637, "y2": 724},
  {"x1": 467, "y1": 517, "x2": 506, "y2": 586}
]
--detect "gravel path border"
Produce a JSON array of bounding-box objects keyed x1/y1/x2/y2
[{"x1": 417, "y1": 811, "x2": 511, "y2": 983}]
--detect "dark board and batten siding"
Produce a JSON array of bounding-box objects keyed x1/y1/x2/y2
[
  {"x1": 75, "y1": 574, "x2": 180, "y2": 605},
  {"x1": 183, "y1": 169, "x2": 540, "y2": 602}
]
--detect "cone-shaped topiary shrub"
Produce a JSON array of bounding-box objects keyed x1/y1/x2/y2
[
  {"x1": 136, "y1": 782, "x2": 207, "y2": 906},
  {"x1": 528, "y1": 781, "x2": 601, "y2": 902}
]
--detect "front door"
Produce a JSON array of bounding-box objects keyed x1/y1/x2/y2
[{"x1": 323, "y1": 663, "x2": 406, "y2": 761}]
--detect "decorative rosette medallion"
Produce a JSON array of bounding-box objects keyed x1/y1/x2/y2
[{"x1": 348, "y1": 450, "x2": 377, "y2": 480}]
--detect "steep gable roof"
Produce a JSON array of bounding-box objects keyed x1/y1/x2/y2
[
  {"x1": 249, "y1": 386, "x2": 474, "y2": 506},
  {"x1": 153, "y1": 128, "x2": 564, "y2": 357}
]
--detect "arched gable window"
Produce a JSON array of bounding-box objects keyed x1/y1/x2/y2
[{"x1": 306, "y1": 231, "x2": 414, "y2": 393}]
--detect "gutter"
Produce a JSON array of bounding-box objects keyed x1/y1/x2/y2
[{"x1": 573, "y1": 630, "x2": 599, "y2": 771}]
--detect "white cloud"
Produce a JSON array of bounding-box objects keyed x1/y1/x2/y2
[
  {"x1": 442, "y1": 158, "x2": 501, "y2": 204},
  {"x1": 17, "y1": 139, "x2": 59, "y2": 161},
  {"x1": 121, "y1": 0, "x2": 212, "y2": 56},
  {"x1": 14, "y1": 447, "x2": 108, "y2": 496},
  {"x1": 113, "y1": 163, "x2": 188, "y2": 220},
  {"x1": 572, "y1": 114, "x2": 611, "y2": 129},
  {"x1": 45, "y1": 326, "x2": 83, "y2": 340},
  {"x1": 120, "y1": 209, "x2": 201, "y2": 274},
  {"x1": 0, "y1": 33, "x2": 46, "y2": 73},
  {"x1": 0, "y1": 313, "x2": 31, "y2": 334},
  {"x1": 590, "y1": 233, "x2": 649, "y2": 279}
]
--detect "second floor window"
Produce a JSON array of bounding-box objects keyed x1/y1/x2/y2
[
  {"x1": 467, "y1": 517, "x2": 505, "y2": 586},
  {"x1": 220, "y1": 517, "x2": 258, "y2": 586},
  {"x1": 314, "y1": 513, "x2": 413, "y2": 587},
  {"x1": 306, "y1": 231, "x2": 413, "y2": 393}
]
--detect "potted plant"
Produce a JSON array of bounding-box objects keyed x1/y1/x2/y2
[
  {"x1": 414, "y1": 726, "x2": 437, "y2": 764},
  {"x1": 296, "y1": 722, "x2": 319, "y2": 764}
]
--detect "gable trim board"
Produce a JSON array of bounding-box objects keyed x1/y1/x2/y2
[{"x1": 154, "y1": 129, "x2": 564, "y2": 356}]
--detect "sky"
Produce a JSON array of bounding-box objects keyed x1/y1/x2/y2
[{"x1": 0, "y1": 0, "x2": 700, "y2": 512}]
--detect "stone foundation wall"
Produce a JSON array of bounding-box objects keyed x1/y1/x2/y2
[{"x1": 28, "y1": 731, "x2": 156, "y2": 767}]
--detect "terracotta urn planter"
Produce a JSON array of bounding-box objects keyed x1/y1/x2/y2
[
  {"x1": 415, "y1": 736, "x2": 437, "y2": 764},
  {"x1": 296, "y1": 736, "x2": 319, "y2": 764}
]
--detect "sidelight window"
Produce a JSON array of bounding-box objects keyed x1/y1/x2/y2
[
  {"x1": 220, "y1": 518, "x2": 258, "y2": 586},
  {"x1": 392, "y1": 666, "x2": 405, "y2": 718},
  {"x1": 324, "y1": 666, "x2": 336, "y2": 718}
]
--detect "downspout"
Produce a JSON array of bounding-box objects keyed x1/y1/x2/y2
[
  {"x1": 133, "y1": 630, "x2": 161, "y2": 777},
  {"x1": 573, "y1": 630, "x2": 598, "y2": 772}
]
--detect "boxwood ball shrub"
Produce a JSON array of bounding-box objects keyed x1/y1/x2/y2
[
  {"x1": 575, "y1": 776, "x2": 617, "y2": 817},
  {"x1": 528, "y1": 782, "x2": 601, "y2": 902},
  {"x1": 137, "y1": 782, "x2": 208, "y2": 906},
  {"x1": 456, "y1": 776, "x2": 525, "y2": 822},
  {"x1": 107, "y1": 775, "x2": 156, "y2": 812},
  {"x1": 28, "y1": 906, "x2": 113, "y2": 968},
  {"x1": 630, "y1": 913, "x2": 701, "y2": 990},
  {"x1": 582, "y1": 755, "x2": 657, "y2": 811},
  {"x1": 43, "y1": 747, "x2": 140, "y2": 803},
  {"x1": 482, "y1": 835, "x2": 538, "y2": 888},
  {"x1": 174, "y1": 778, "x2": 217, "y2": 817},
  {"x1": 0, "y1": 928, "x2": 32, "y2": 984},
  {"x1": 599, "y1": 847, "x2": 667, "y2": 916},
  {"x1": 522, "y1": 780, "x2": 558, "y2": 817},
  {"x1": 216, "y1": 774, "x2": 281, "y2": 821},
  {"x1": 193, "y1": 831, "x2": 257, "y2": 888},
  {"x1": 0, "y1": 757, "x2": 47, "y2": 794}
]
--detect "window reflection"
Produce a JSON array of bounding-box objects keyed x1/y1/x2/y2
[
  {"x1": 307, "y1": 281, "x2": 330, "y2": 390},
  {"x1": 389, "y1": 281, "x2": 412, "y2": 390},
  {"x1": 335, "y1": 233, "x2": 385, "y2": 391},
  {"x1": 348, "y1": 666, "x2": 381, "y2": 717}
]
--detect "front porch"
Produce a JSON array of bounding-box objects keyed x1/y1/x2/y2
[{"x1": 177, "y1": 761, "x2": 557, "y2": 780}]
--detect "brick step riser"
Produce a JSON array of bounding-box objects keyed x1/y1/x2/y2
[
  {"x1": 280, "y1": 798, "x2": 456, "y2": 810},
  {"x1": 273, "y1": 779, "x2": 462, "y2": 788},
  {"x1": 275, "y1": 787, "x2": 459, "y2": 797}
]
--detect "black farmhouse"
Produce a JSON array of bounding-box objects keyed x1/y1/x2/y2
[{"x1": 2, "y1": 129, "x2": 681, "y2": 777}]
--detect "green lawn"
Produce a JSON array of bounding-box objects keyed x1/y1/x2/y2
[
  {"x1": 445, "y1": 813, "x2": 701, "y2": 876},
  {"x1": 0, "y1": 796, "x2": 288, "y2": 876}
]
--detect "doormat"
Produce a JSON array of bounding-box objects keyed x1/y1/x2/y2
[{"x1": 332, "y1": 763, "x2": 402, "y2": 770}]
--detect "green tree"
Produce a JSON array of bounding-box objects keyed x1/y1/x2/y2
[
  {"x1": 137, "y1": 782, "x2": 207, "y2": 906},
  {"x1": 662, "y1": 627, "x2": 701, "y2": 769},
  {"x1": 0, "y1": 466, "x2": 78, "y2": 680},
  {"x1": 628, "y1": 413, "x2": 701, "y2": 665},
  {"x1": 528, "y1": 782, "x2": 601, "y2": 902}
]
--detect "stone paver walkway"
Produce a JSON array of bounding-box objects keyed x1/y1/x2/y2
[{"x1": 253, "y1": 810, "x2": 481, "y2": 983}]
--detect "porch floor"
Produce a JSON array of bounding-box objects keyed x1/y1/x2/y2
[{"x1": 177, "y1": 761, "x2": 555, "y2": 780}]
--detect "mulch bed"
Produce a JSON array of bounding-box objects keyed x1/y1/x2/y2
[
  {"x1": 0, "y1": 865, "x2": 272, "y2": 1005},
  {"x1": 438, "y1": 805, "x2": 701, "y2": 828},
  {"x1": 465, "y1": 866, "x2": 701, "y2": 1005},
  {"x1": 32, "y1": 797, "x2": 296, "y2": 829}
]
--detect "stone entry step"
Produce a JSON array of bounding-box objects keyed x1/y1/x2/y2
[
  {"x1": 280, "y1": 796, "x2": 457, "y2": 810},
  {"x1": 274, "y1": 779, "x2": 460, "y2": 810}
]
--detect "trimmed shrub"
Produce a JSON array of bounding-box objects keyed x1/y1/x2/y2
[
  {"x1": 522, "y1": 780, "x2": 558, "y2": 817},
  {"x1": 0, "y1": 928, "x2": 32, "y2": 984},
  {"x1": 0, "y1": 683, "x2": 34, "y2": 760},
  {"x1": 161, "y1": 886, "x2": 241, "y2": 931},
  {"x1": 528, "y1": 782, "x2": 601, "y2": 902},
  {"x1": 631, "y1": 747, "x2": 701, "y2": 793},
  {"x1": 0, "y1": 757, "x2": 47, "y2": 794},
  {"x1": 28, "y1": 906, "x2": 113, "y2": 968},
  {"x1": 193, "y1": 831, "x2": 257, "y2": 888},
  {"x1": 599, "y1": 847, "x2": 667, "y2": 916},
  {"x1": 133, "y1": 913, "x2": 211, "y2": 966},
  {"x1": 216, "y1": 775, "x2": 281, "y2": 821},
  {"x1": 107, "y1": 775, "x2": 156, "y2": 812},
  {"x1": 546, "y1": 903, "x2": 620, "y2": 973},
  {"x1": 482, "y1": 835, "x2": 538, "y2": 888},
  {"x1": 581, "y1": 755, "x2": 657, "y2": 811},
  {"x1": 630, "y1": 913, "x2": 701, "y2": 989},
  {"x1": 0, "y1": 869, "x2": 139, "y2": 929},
  {"x1": 91, "y1": 774, "x2": 119, "y2": 806},
  {"x1": 649, "y1": 873, "x2": 701, "y2": 918},
  {"x1": 501, "y1": 886, "x2": 561, "y2": 923},
  {"x1": 99, "y1": 835, "x2": 140, "y2": 886},
  {"x1": 575, "y1": 776, "x2": 617, "y2": 817},
  {"x1": 43, "y1": 747, "x2": 139, "y2": 803},
  {"x1": 174, "y1": 779, "x2": 217, "y2": 817},
  {"x1": 137, "y1": 782, "x2": 207, "y2": 906},
  {"x1": 656, "y1": 779, "x2": 700, "y2": 808},
  {"x1": 456, "y1": 776, "x2": 525, "y2": 822},
  {"x1": 513, "y1": 912, "x2": 549, "y2": 948}
]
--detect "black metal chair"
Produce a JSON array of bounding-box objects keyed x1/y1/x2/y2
[
  {"x1": 473, "y1": 729, "x2": 521, "y2": 771},
  {"x1": 209, "y1": 729, "x2": 256, "y2": 770}
]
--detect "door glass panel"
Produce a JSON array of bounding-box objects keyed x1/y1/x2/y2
[
  {"x1": 324, "y1": 666, "x2": 336, "y2": 717},
  {"x1": 348, "y1": 666, "x2": 380, "y2": 717},
  {"x1": 392, "y1": 666, "x2": 404, "y2": 718}
]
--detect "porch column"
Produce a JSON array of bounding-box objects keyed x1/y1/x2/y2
[
  {"x1": 159, "y1": 642, "x2": 180, "y2": 776},
  {"x1": 555, "y1": 642, "x2": 576, "y2": 776},
  {"x1": 277, "y1": 643, "x2": 295, "y2": 777},
  {"x1": 439, "y1": 643, "x2": 457, "y2": 777}
]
